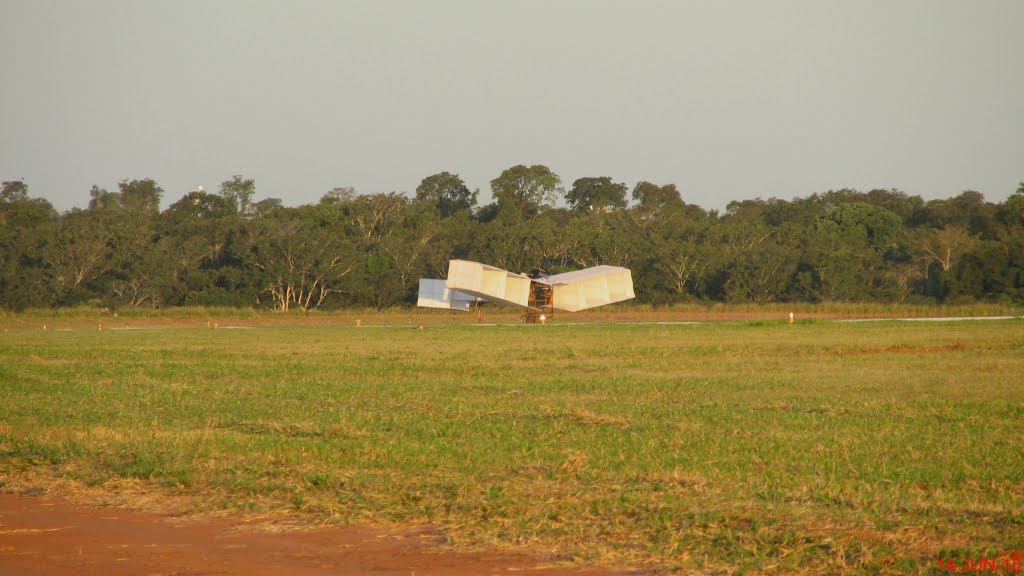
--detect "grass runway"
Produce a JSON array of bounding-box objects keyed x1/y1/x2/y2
[{"x1": 1, "y1": 318, "x2": 1022, "y2": 574}]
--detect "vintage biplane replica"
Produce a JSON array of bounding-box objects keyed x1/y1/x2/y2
[{"x1": 417, "y1": 260, "x2": 634, "y2": 323}]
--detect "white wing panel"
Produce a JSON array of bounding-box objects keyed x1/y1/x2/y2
[
  {"x1": 548, "y1": 265, "x2": 634, "y2": 312},
  {"x1": 445, "y1": 259, "x2": 531, "y2": 308},
  {"x1": 417, "y1": 278, "x2": 474, "y2": 311}
]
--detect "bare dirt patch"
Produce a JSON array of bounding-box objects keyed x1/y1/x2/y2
[
  {"x1": 2, "y1": 308, "x2": 965, "y2": 332},
  {"x1": 0, "y1": 493, "x2": 638, "y2": 576}
]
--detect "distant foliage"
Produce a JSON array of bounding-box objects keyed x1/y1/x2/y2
[{"x1": 2, "y1": 174, "x2": 1024, "y2": 311}]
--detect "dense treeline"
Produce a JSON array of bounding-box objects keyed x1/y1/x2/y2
[{"x1": 2, "y1": 168, "x2": 1024, "y2": 311}]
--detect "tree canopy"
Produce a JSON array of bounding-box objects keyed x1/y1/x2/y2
[
  {"x1": 566, "y1": 177, "x2": 628, "y2": 213},
  {"x1": 415, "y1": 172, "x2": 477, "y2": 218},
  {"x1": 1, "y1": 168, "x2": 1023, "y2": 311},
  {"x1": 489, "y1": 164, "x2": 561, "y2": 220}
]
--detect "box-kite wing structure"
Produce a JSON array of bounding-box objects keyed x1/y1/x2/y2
[
  {"x1": 536, "y1": 265, "x2": 635, "y2": 312},
  {"x1": 444, "y1": 259, "x2": 532, "y2": 308},
  {"x1": 417, "y1": 259, "x2": 634, "y2": 316}
]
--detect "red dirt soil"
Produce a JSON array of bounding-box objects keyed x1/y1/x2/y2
[
  {"x1": 1, "y1": 309, "x2": 976, "y2": 332},
  {"x1": 0, "y1": 494, "x2": 638, "y2": 576}
]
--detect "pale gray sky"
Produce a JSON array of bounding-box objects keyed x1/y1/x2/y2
[{"x1": 2, "y1": 0, "x2": 1022, "y2": 212}]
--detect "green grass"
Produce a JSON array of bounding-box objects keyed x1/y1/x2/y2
[{"x1": 1, "y1": 319, "x2": 1022, "y2": 574}]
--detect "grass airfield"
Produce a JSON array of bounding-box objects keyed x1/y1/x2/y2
[{"x1": 1, "y1": 313, "x2": 1022, "y2": 574}]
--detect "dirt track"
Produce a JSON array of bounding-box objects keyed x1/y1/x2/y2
[
  {"x1": 6, "y1": 308, "x2": 1009, "y2": 333},
  {"x1": 0, "y1": 494, "x2": 634, "y2": 576}
]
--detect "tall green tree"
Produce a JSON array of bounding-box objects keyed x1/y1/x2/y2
[
  {"x1": 42, "y1": 211, "x2": 113, "y2": 304},
  {"x1": 321, "y1": 186, "x2": 357, "y2": 204},
  {"x1": 910, "y1": 224, "x2": 977, "y2": 274},
  {"x1": 1, "y1": 180, "x2": 29, "y2": 203},
  {"x1": 634, "y1": 206, "x2": 714, "y2": 300},
  {"x1": 88, "y1": 185, "x2": 121, "y2": 211},
  {"x1": 105, "y1": 212, "x2": 164, "y2": 307},
  {"x1": 1, "y1": 183, "x2": 54, "y2": 227},
  {"x1": 0, "y1": 182, "x2": 54, "y2": 309},
  {"x1": 243, "y1": 213, "x2": 358, "y2": 311},
  {"x1": 472, "y1": 219, "x2": 542, "y2": 274},
  {"x1": 219, "y1": 175, "x2": 256, "y2": 215},
  {"x1": 490, "y1": 164, "x2": 561, "y2": 219},
  {"x1": 996, "y1": 184, "x2": 1024, "y2": 227},
  {"x1": 632, "y1": 181, "x2": 683, "y2": 213},
  {"x1": 815, "y1": 202, "x2": 903, "y2": 252},
  {"x1": 415, "y1": 172, "x2": 477, "y2": 218},
  {"x1": 565, "y1": 177, "x2": 628, "y2": 213},
  {"x1": 566, "y1": 210, "x2": 642, "y2": 270},
  {"x1": 252, "y1": 197, "x2": 283, "y2": 217},
  {"x1": 118, "y1": 178, "x2": 163, "y2": 213},
  {"x1": 164, "y1": 190, "x2": 235, "y2": 220}
]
